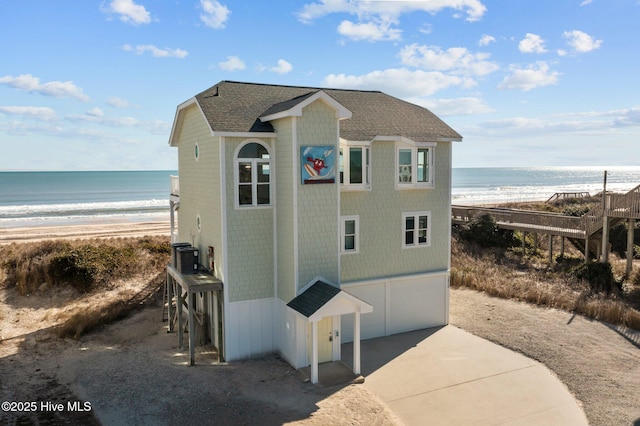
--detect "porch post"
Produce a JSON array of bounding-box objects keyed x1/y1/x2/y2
[
  {"x1": 627, "y1": 218, "x2": 635, "y2": 275},
  {"x1": 601, "y1": 215, "x2": 610, "y2": 263},
  {"x1": 311, "y1": 320, "x2": 319, "y2": 384},
  {"x1": 170, "y1": 200, "x2": 176, "y2": 244},
  {"x1": 353, "y1": 311, "x2": 361, "y2": 375}
]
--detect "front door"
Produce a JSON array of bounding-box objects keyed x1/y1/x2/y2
[{"x1": 307, "y1": 316, "x2": 333, "y2": 364}]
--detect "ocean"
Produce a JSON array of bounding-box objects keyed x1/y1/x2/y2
[
  {"x1": 0, "y1": 170, "x2": 176, "y2": 228},
  {"x1": 1, "y1": 167, "x2": 639, "y2": 228}
]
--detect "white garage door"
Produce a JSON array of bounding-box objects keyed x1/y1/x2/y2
[{"x1": 341, "y1": 272, "x2": 448, "y2": 343}]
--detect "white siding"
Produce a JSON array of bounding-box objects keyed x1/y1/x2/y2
[{"x1": 225, "y1": 298, "x2": 275, "y2": 361}]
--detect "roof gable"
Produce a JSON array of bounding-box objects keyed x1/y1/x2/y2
[
  {"x1": 185, "y1": 81, "x2": 461, "y2": 142},
  {"x1": 287, "y1": 280, "x2": 373, "y2": 322},
  {"x1": 259, "y1": 90, "x2": 352, "y2": 122}
]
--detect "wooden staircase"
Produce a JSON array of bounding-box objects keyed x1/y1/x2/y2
[{"x1": 453, "y1": 183, "x2": 640, "y2": 267}]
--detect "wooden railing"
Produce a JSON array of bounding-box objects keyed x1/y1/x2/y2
[
  {"x1": 170, "y1": 175, "x2": 180, "y2": 196},
  {"x1": 546, "y1": 192, "x2": 590, "y2": 203},
  {"x1": 452, "y1": 206, "x2": 585, "y2": 238},
  {"x1": 605, "y1": 184, "x2": 640, "y2": 218}
]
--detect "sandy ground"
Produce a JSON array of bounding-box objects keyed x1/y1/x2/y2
[
  {"x1": 0, "y1": 221, "x2": 171, "y2": 245},
  {"x1": 0, "y1": 223, "x2": 638, "y2": 425}
]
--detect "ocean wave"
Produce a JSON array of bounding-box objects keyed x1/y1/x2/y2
[{"x1": 0, "y1": 199, "x2": 169, "y2": 219}]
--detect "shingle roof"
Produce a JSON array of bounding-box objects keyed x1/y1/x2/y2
[
  {"x1": 287, "y1": 280, "x2": 341, "y2": 318},
  {"x1": 194, "y1": 80, "x2": 462, "y2": 141}
]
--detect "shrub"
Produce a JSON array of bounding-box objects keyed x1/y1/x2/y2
[
  {"x1": 1, "y1": 236, "x2": 170, "y2": 294},
  {"x1": 460, "y1": 214, "x2": 516, "y2": 249},
  {"x1": 572, "y1": 262, "x2": 622, "y2": 295}
]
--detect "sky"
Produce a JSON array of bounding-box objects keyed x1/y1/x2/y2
[{"x1": 1, "y1": 0, "x2": 639, "y2": 171}]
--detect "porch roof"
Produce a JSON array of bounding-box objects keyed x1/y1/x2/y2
[{"x1": 287, "y1": 280, "x2": 373, "y2": 322}]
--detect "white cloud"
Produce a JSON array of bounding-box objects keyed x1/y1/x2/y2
[
  {"x1": 563, "y1": 30, "x2": 602, "y2": 53},
  {"x1": 0, "y1": 106, "x2": 57, "y2": 121},
  {"x1": 107, "y1": 96, "x2": 131, "y2": 108},
  {"x1": 0, "y1": 74, "x2": 90, "y2": 102},
  {"x1": 497, "y1": 61, "x2": 560, "y2": 91},
  {"x1": 86, "y1": 107, "x2": 104, "y2": 117},
  {"x1": 478, "y1": 34, "x2": 495, "y2": 46},
  {"x1": 580, "y1": 0, "x2": 593, "y2": 5},
  {"x1": 200, "y1": 0, "x2": 230, "y2": 29},
  {"x1": 269, "y1": 59, "x2": 293, "y2": 74},
  {"x1": 409, "y1": 97, "x2": 494, "y2": 116},
  {"x1": 400, "y1": 44, "x2": 499, "y2": 76},
  {"x1": 297, "y1": 0, "x2": 487, "y2": 24},
  {"x1": 66, "y1": 113, "x2": 140, "y2": 128},
  {"x1": 101, "y1": 0, "x2": 151, "y2": 25},
  {"x1": 324, "y1": 68, "x2": 474, "y2": 98},
  {"x1": 123, "y1": 44, "x2": 188, "y2": 58},
  {"x1": 519, "y1": 33, "x2": 547, "y2": 54},
  {"x1": 337, "y1": 20, "x2": 401, "y2": 41},
  {"x1": 219, "y1": 56, "x2": 246, "y2": 71}
]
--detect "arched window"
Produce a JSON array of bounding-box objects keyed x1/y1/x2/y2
[{"x1": 235, "y1": 141, "x2": 271, "y2": 207}]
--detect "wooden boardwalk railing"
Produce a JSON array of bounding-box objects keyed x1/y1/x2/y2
[
  {"x1": 545, "y1": 192, "x2": 591, "y2": 203},
  {"x1": 452, "y1": 206, "x2": 586, "y2": 238},
  {"x1": 452, "y1": 183, "x2": 640, "y2": 270}
]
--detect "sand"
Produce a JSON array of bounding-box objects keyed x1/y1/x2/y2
[{"x1": 1, "y1": 223, "x2": 639, "y2": 425}]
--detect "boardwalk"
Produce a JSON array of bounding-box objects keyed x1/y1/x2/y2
[{"x1": 452, "y1": 184, "x2": 640, "y2": 272}]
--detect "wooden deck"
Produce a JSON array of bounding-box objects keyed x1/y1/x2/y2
[
  {"x1": 452, "y1": 206, "x2": 586, "y2": 239},
  {"x1": 452, "y1": 183, "x2": 640, "y2": 271}
]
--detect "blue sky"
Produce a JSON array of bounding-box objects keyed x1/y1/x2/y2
[{"x1": 1, "y1": 0, "x2": 639, "y2": 170}]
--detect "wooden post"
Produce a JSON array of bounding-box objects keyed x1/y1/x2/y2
[
  {"x1": 601, "y1": 170, "x2": 609, "y2": 263},
  {"x1": 548, "y1": 235, "x2": 553, "y2": 264},
  {"x1": 584, "y1": 235, "x2": 589, "y2": 263},
  {"x1": 627, "y1": 218, "x2": 635, "y2": 275},
  {"x1": 167, "y1": 272, "x2": 174, "y2": 332},
  {"x1": 522, "y1": 232, "x2": 527, "y2": 258},
  {"x1": 601, "y1": 214, "x2": 610, "y2": 263},
  {"x1": 560, "y1": 237, "x2": 565, "y2": 257},
  {"x1": 213, "y1": 292, "x2": 220, "y2": 354},
  {"x1": 188, "y1": 293, "x2": 195, "y2": 366},
  {"x1": 177, "y1": 288, "x2": 184, "y2": 349}
]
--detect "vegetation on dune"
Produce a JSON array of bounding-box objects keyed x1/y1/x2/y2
[
  {"x1": 1, "y1": 236, "x2": 171, "y2": 338},
  {"x1": 453, "y1": 206, "x2": 640, "y2": 331}
]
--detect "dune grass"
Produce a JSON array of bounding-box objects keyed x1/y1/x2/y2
[
  {"x1": 451, "y1": 229, "x2": 640, "y2": 331},
  {"x1": 1, "y1": 236, "x2": 171, "y2": 338}
]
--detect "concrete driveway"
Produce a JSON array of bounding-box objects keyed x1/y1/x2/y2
[{"x1": 343, "y1": 325, "x2": 588, "y2": 425}]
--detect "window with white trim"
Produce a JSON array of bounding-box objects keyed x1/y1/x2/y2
[
  {"x1": 339, "y1": 144, "x2": 370, "y2": 190},
  {"x1": 403, "y1": 212, "x2": 431, "y2": 248},
  {"x1": 340, "y1": 215, "x2": 359, "y2": 253},
  {"x1": 235, "y1": 142, "x2": 271, "y2": 207},
  {"x1": 397, "y1": 142, "x2": 435, "y2": 188}
]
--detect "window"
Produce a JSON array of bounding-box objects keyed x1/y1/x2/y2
[
  {"x1": 339, "y1": 144, "x2": 370, "y2": 190},
  {"x1": 396, "y1": 142, "x2": 435, "y2": 188},
  {"x1": 194, "y1": 143, "x2": 200, "y2": 160},
  {"x1": 340, "y1": 215, "x2": 359, "y2": 253},
  {"x1": 403, "y1": 212, "x2": 431, "y2": 248},
  {"x1": 235, "y1": 141, "x2": 271, "y2": 207}
]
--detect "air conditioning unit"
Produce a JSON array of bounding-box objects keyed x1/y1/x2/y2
[
  {"x1": 171, "y1": 242, "x2": 192, "y2": 268},
  {"x1": 176, "y1": 246, "x2": 199, "y2": 274},
  {"x1": 399, "y1": 166, "x2": 411, "y2": 182}
]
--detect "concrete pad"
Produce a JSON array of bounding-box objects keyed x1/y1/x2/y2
[
  {"x1": 343, "y1": 326, "x2": 587, "y2": 425},
  {"x1": 298, "y1": 361, "x2": 363, "y2": 387}
]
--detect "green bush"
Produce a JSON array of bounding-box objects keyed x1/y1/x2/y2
[
  {"x1": 572, "y1": 262, "x2": 621, "y2": 295},
  {"x1": 460, "y1": 214, "x2": 516, "y2": 249},
  {"x1": 1, "y1": 237, "x2": 169, "y2": 294}
]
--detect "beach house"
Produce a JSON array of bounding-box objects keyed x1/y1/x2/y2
[{"x1": 167, "y1": 80, "x2": 462, "y2": 382}]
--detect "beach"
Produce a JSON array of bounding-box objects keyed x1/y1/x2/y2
[{"x1": 0, "y1": 220, "x2": 171, "y2": 244}]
